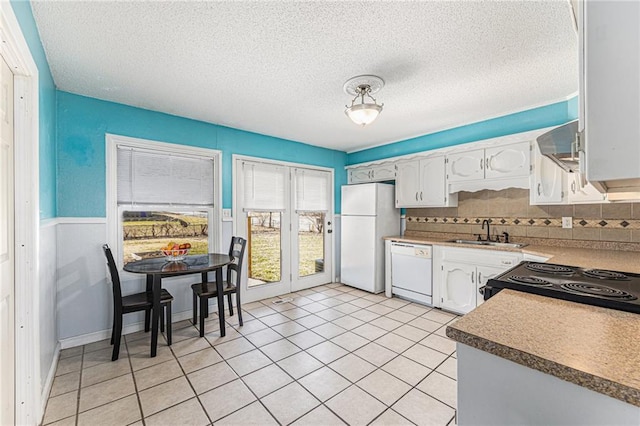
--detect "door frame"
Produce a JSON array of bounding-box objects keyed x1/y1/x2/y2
[
  {"x1": 1, "y1": 3, "x2": 41, "y2": 425},
  {"x1": 232, "y1": 154, "x2": 335, "y2": 301}
]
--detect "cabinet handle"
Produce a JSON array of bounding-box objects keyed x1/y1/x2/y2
[
  {"x1": 480, "y1": 158, "x2": 483, "y2": 170},
  {"x1": 368, "y1": 171, "x2": 372, "y2": 179},
  {"x1": 485, "y1": 158, "x2": 490, "y2": 169},
  {"x1": 415, "y1": 192, "x2": 419, "y2": 201},
  {"x1": 478, "y1": 271, "x2": 482, "y2": 283},
  {"x1": 537, "y1": 183, "x2": 542, "y2": 196},
  {"x1": 571, "y1": 181, "x2": 576, "y2": 193},
  {"x1": 371, "y1": 170, "x2": 375, "y2": 179},
  {"x1": 471, "y1": 271, "x2": 475, "y2": 284},
  {"x1": 420, "y1": 191, "x2": 423, "y2": 201}
]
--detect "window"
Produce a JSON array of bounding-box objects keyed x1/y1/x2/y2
[{"x1": 107, "y1": 135, "x2": 221, "y2": 265}]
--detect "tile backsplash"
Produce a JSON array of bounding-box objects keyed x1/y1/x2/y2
[{"x1": 406, "y1": 188, "x2": 640, "y2": 243}]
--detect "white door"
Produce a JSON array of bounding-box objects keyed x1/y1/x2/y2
[
  {"x1": 340, "y1": 216, "x2": 376, "y2": 292},
  {"x1": 419, "y1": 156, "x2": 447, "y2": 206},
  {"x1": 395, "y1": 160, "x2": 420, "y2": 207},
  {"x1": 530, "y1": 142, "x2": 565, "y2": 205},
  {"x1": 475, "y1": 265, "x2": 505, "y2": 307},
  {"x1": 342, "y1": 183, "x2": 378, "y2": 216},
  {"x1": 0, "y1": 56, "x2": 15, "y2": 426},
  {"x1": 440, "y1": 260, "x2": 476, "y2": 315},
  {"x1": 485, "y1": 142, "x2": 530, "y2": 180},
  {"x1": 447, "y1": 149, "x2": 485, "y2": 182}
]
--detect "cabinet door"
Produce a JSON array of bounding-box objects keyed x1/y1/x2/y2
[
  {"x1": 530, "y1": 142, "x2": 565, "y2": 205},
  {"x1": 419, "y1": 156, "x2": 447, "y2": 206},
  {"x1": 567, "y1": 173, "x2": 607, "y2": 204},
  {"x1": 475, "y1": 265, "x2": 506, "y2": 307},
  {"x1": 395, "y1": 160, "x2": 421, "y2": 207},
  {"x1": 447, "y1": 149, "x2": 485, "y2": 182},
  {"x1": 485, "y1": 142, "x2": 530, "y2": 180},
  {"x1": 370, "y1": 164, "x2": 396, "y2": 182},
  {"x1": 349, "y1": 167, "x2": 374, "y2": 184},
  {"x1": 440, "y1": 260, "x2": 476, "y2": 315}
]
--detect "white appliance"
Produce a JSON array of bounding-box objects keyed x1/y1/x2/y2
[
  {"x1": 340, "y1": 183, "x2": 400, "y2": 293},
  {"x1": 389, "y1": 242, "x2": 433, "y2": 305}
]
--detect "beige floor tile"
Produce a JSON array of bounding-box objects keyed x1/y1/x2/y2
[
  {"x1": 310, "y1": 322, "x2": 347, "y2": 339},
  {"x1": 302, "y1": 302, "x2": 330, "y2": 313},
  {"x1": 379, "y1": 298, "x2": 410, "y2": 309},
  {"x1": 357, "y1": 370, "x2": 411, "y2": 406},
  {"x1": 280, "y1": 307, "x2": 313, "y2": 320},
  {"x1": 370, "y1": 409, "x2": 414, "y2": 425},
  {"x1": 205, "y1": 327, "x2": 242, "y2": 346},
  {"x1": 317, "y1": 298, "x2": 343, "y2": 308},
  {"x1": 84, "y1": 338, "x2": 113, "y2": 353},
  {"x1": 43, "y1": 390, "x2": 78, "y2": 424},
  {"x1": 234, "y1": 319, "x2": 269, "y2": 335},
  {"x1": 216, "y1": 401, "x2": 278, "y2": 425},
  {"x1": 384, "y1": 310, "x2": 416, "y2": 324},
  {"x1": 306, "y1": 292, "x2": 329, "y2": 302},
  {"x1": 199, "y1": 379, "x2": 256, "y2": 422},
  {"x1": 350, "y1": 298, "x2": 377, "y2": 309},
  {"x1": 408, "y1": 317, "x2": 441, "y2": 333},
  {"x1": 214, "y1": 336, "x2": 255, "y2": 359},
  {"x1": 354, "y1": 343, "x2": 397, "y2": 367},
  {"x1": 139, "y1": 376, "x2": 195, "y2": 417},
  {"x1": 187, "y1": 361, "x2": 238, "y2": 394},
  {"x1": 421, "y1": 334, "x2": 456, "y2": 355},
  {"x1": 314, "y1": 308, "x2": 345, "y2": 322},
  {"x1": 125, "y1": 336, "x2": 158, "y2": 355},
  {"x1": 382, "y1": 356, "x2": 432, "y2": 386},
  {"x1": 331, "y1": 315, "x2": 365, "y2": 330},
  {"x1": 392, "y1": 389, "x2": 455, "y2": 426},
  {"x1": 295, "y1": 314, "x2": 327, "y2": 328},
  {"x1": 144, "y1": 397, "x2": 209, "y2": 426},
  {"x1": 55, "y1": 354, "x2": 82, "y2": 376},
  {"x1": 170, "y1": 336, "x2": 211, "y2": 357},
  {"x1": 269, "y1": 302, "x2": 297, "y2": 313},
  {"x1": 333, "y1": 293, "x2": 359, "y2": 303},
  {"x1": 417, "y1": 372, "x2": 457, "y2": 408},
  {"x1": 79, "y1": 374, "x2": 135, "y2": 413},
  {"x1": 271, "y1": 321, "x2": 307, "y2": 337},
  {"x1": 242, "y1": 364, "x2": 293, "y2": 398},
  {"x1": 403, "y1": 344, "x2": 449, "y2": 369},
  {"x1": 81, "y1": 358, "x2": 131, "y2": 388},
  {"x1": 124, "y1": 329, "x2": 152, "y2": 343},
  {"x1": 246, "y1": 305, "x2": 278, "y2": 318},
  {"x1": 291, "y1": 405, "x2": 346, "y2": 425},
  {"x1": 330, "y1": 331, "x2": 369, "y2": 352},
  {"x1": 306, "y1": 341, "x2": 348, "y2": 364},
  {"x1": 289, "y1": 295, "x2": 314, "y2": 306},
  {"x1": 422, "y1": 309, "x2": 458, "y2": 324},
  {"x1": 59, "y1": 346, "x2": 83, "y2": 359},
  {"x1": 363, "y1": 294, "x2": 388, "y2": 303},
  {"x1": 43, "y1": 414, "x2": 77, "y2": 426},
  {"x1": 299, "y1": 367, "x2": 350, "y2": 402},
  {"x1": 83, "y1": 346, "x2": 126, "y2": 369},
  {"x1": 328, "y1": 354, "x2": 376, "y2": 383},
  {"x1": 287, "y1": 330, "x2": 325, "y2": 350},
  {"x1": 333, "y1": 303, "x2": 361, "y2": 315},
  {"x1": 178, "y1": 347, "x2": 223, "y2": 374},
  {"x1": 326, "y1": 385, "x2": 386, "y2": 426},
  {"x1": 366, "y1": 304, "x2": 395, "y2": 316},
  {"x1": 375, "y1": 333, "x2": 414, "y2": 354},
  {"x1": 227, "y1": 349, "x2": 272, "y2": 376},
  {"x1": 260, "y1": 312, "x2": 291, "y2": 327},
  {"x1": 261, "y1": 382, "x2": 320, "y2": 425},
  {"x1": 50, "y1": 371, "x2": 80, "y2": 397},
  {"x1": 436, "y1": 357, "x2": 457, "y2": 380},
  {"x1": 77, "y1": 394, "x2": 140, "y2": 426},
  {"x1": 260, "y1": 339, "x2": 301, "y2": 361},
  {"x1": 244, "y1": 328, "x2": 283, "y2": 347},
  {"x1": 392, "y1": 325, "x2": 430, "y2": 342},
  {"x1": 129, "y1": 346, "x2": 175, "y2": 371},
  {"x1": 398, "y1": 303, "x2": 431, "y2": 316},
  {"x1": 370, "y1": 316, "x2": 403, "y2": 332},
  {"x1": 134, "y1": 358, "x2": 183, "y2": 391},
  {"x1": 351, "y1": 323, "x2": 387, "y2": 341},
  {"x1": 434, "y1": 325, "x2": 450, "y2": 338},
  {"x1": 277, "y1": 351, "x2": 323, "y2": 379}
]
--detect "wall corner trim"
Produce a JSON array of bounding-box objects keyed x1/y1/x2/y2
[{"x1": 39, "y1": 342, "x2": 60, "y2": 424}]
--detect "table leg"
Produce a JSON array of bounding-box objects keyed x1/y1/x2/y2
[
  {"x1": 151, "y1": 274, "x2": 161, "y2": 357},
  {"x1": 216, "y1": 267, "x2": 226, "y2": 337}
]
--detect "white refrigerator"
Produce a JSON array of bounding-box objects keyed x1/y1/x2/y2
[{"x1": 340, "y1": 183, "x2": 400, "y2": 293}]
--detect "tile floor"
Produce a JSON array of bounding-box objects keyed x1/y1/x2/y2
[{"x1": 43, "y1": 284, "x2": 459, "y2": 426}]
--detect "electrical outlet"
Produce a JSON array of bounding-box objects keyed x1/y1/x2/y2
[
  {"x1": 222, "y1": 209, "x2": 232, "y2": 221},
  {"x1": 562, "y1": 216, "x2": 573, "y2": 229}
]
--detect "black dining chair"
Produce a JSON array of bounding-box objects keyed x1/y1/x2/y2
[
  {"x1": 102, "y1": 244, "x2": 174, "y2": 361},
  {"x1": 191, "y1": 237, "x2": 247, "y2": 337}
]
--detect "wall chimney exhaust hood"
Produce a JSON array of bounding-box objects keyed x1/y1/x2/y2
[{"x1": 536, "y1": 120, "x2": 580, "y2": 173}]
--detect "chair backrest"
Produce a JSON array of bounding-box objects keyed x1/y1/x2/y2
[
  {"x1": 227, "y1": 236, "x2": 247, "y2": 285},
  {"x1": 102, "y1": 244, "x2": 123, "y2": 312}
]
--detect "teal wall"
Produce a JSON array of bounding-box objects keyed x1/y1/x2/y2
[
  {"x1": 347, "y1": 98, "x2": 578, "y2": 165},
  {"x1": 10, "y1": 0, "x2": 57, "y2": 219},
  {"x1": 56, "y1": 91, "x2": 348, "y2": 216}
]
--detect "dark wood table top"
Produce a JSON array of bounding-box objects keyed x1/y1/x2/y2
[{"x1": 123, "y1": 253, "x2": 233, "y2": 276}]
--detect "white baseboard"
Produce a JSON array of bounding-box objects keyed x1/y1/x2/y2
[
  {"x1": 40, "y1": 342, "x2": 61, "y2": 423},
  {"x1": 59, "y1": 305, "x2": 217, "y2": 349}
]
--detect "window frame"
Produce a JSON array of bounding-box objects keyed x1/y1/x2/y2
[{"x1": 106, "y1": 134, "x2": 222, "y2": 269}]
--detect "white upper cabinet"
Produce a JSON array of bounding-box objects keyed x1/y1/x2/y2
[
  {"x1": 347, "y1": 162, "x2": 396, "y2": 184},
  {"x1": 447, "y1": 149, "x2": 485, "y2": 182},
  {"x1": 567, "y1": 173, "x2": 607, "y2": 204},
  {"x1": 395, "y1": 155, "x2": 457, "y2": 208},
  {"x1": 484, "y1": 143, "x2": 529, "y2": 180},
  {"x1": 530, "y1": 140, "x2": 566, "y2": 205}
]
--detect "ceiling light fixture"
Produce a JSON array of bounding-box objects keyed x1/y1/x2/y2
[{"x1": 343, "y1": 75, "x2": 384, "y2": 127}]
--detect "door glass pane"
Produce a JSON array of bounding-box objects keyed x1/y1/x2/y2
[
  {"x1": 247, "y1": 211, "x2": 281, "y2": 287},
  {"x1": 298, "y1": 212, "x2": 325, "y2": 278}
]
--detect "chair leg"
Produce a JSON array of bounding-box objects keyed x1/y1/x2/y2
[
  {"x1": 166, "y1": 303, "x2": 172, "y2": 346},
  {"x1": 236, "y1": 291, "x2": 243, "y2": 326},
  {"x1": 192, "y1": 291, "x2": 197, "y2": 325},
  {"x1": 204, "y1": 298, "x2": 209, "y2": 319},
  {"x1": 112, "y1": 314, "x2": 123, "y2": 361},
  {"x1": 199, "y1": 296, "x2": 207, "y2": 337},
  {"x1": 227, "y1": 293, "x2": 234, "y2": 316},
  {"x1": 160, "y1": 307, "x2": 165, "y2": 333},
  {"x1": 144, "y1": 309, "x2": 151, "y2": 332}
]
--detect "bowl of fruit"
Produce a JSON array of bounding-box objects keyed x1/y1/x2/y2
[{"x1": 161, "y1": 242, "x2": 191, "y2": 262}]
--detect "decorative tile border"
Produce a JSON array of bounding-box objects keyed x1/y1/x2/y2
[{"x1": 405, "y1": 216, "x2": 640, "y2": 229}]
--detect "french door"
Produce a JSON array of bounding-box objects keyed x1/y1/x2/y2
[{"x1": 234, "y1": 158, "x2": 333, "y2": 302}]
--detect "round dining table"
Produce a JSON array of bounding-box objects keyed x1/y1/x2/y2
[{"x1": 124, "y1": 253, "x2": 233, "y2": 357}]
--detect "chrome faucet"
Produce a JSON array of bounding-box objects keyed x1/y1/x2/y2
[{"x1": 482, "y1": 219, "x2": 491, "y2": 241}]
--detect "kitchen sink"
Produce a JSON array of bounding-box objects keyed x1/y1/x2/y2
[{"x1": 447, "y1": 239, "x2": 528, "y2": 248}]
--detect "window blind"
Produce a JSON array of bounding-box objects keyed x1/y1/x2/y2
[
  {"x1": 295, "y1": 168, "x2": 329, "y2": 212},
  {"x1": 117, "y1": 146, "x2": 214, "y2": 206},
  {"x1": 242, "y1": 161, "x2": 286, "y2": 211}
]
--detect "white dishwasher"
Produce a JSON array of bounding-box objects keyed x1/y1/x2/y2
[{"x1": 390, "y1": 242, "x2": 433, "y2": 305}]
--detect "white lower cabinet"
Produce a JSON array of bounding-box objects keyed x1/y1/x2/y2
[{"x1": 434, "y1": 246, "x2": 522, "y2": 315}]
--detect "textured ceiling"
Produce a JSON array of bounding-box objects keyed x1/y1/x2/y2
[{"x1": 31, "y1": 1, "x2": 578, "y2": 153}]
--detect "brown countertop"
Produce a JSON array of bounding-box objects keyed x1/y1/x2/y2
[{"x1": 446, "y1": 289, "x2": 640, "y2": 406}]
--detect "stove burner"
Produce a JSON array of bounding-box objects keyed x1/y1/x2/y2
[
  {"x1": 525, "y1": 263, "x2": 574, "y2": 275},
  {"x1": 507, "y1": 276, "x2": 553, "y2": 286},
  {"x1": 583, "y1": 269, "x2": 630, "y2": 280},
  {"x1": 560, "y1": 283, "x2": 637, "y2": 300}
]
